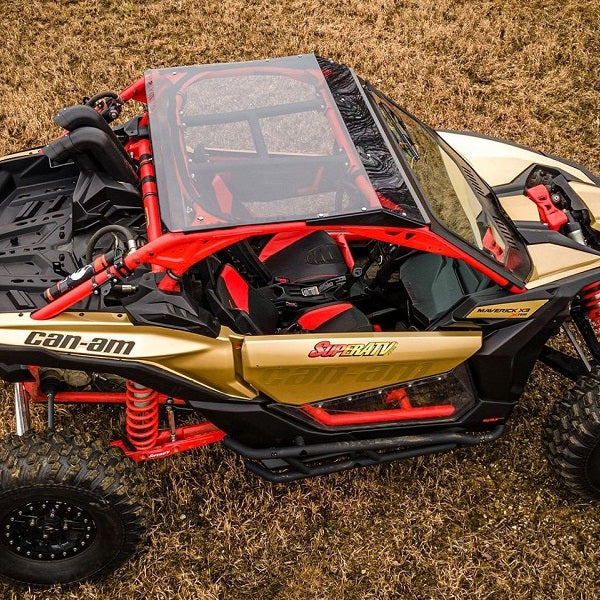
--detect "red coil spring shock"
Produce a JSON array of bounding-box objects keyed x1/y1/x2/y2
[
  {"x1": 125, "y1": 381, "x2": 159, "y2": 450},
  {"x1": 581, "y1": 281, "x2": 600, "y2": 335}
]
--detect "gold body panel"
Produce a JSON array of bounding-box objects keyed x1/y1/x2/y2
[
  {"x1": 0, "y1": 314, "x2": 482, "y2": 406},
  {"x1": 525, "y1": 244, "x2": 600, "y2": 289},
  {"x1": 241, "y1": 331, "x2": 482, "y2": 405},
  {"x1": 0, "y1": 313, "x2": 257, "y2": 400},
  {"x1": 498, "y1": 194, "x2": 540, "y2": 223},
  {"x1": 569, "y1": 181, "x2": 600, "y2": 232},
  {"x1": 436, "y1": 131, "x2": 600, "y2": 288},
  {"x1": 437, "y1": 131, "x2": 595, "y2": 187},
  {"x1": 0, "y1": 148, "x2": 42, "y2": 162}
]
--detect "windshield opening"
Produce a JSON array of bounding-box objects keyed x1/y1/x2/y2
[{"x1": 367, "y1": 88, "x2": 530, "y2": 279}]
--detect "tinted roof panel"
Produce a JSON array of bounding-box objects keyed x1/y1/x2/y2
[{"x1": 146, "y1": 54, "x2": 424, "y2": 231}]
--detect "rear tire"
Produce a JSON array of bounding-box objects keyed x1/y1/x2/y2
[
  {"x1": 544, "y1": 371, "x2": 600, "y2": 499},
  {"x1": 0, "y1": 429, "x2": 147, "y2": 587}
]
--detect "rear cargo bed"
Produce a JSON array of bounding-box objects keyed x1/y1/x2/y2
[
  {"x1": 0, "y1": 152, "x2": 79, "y2": 311},
  {"x1": 0, "y1": 152, "x2": 144, "y2": 312}
]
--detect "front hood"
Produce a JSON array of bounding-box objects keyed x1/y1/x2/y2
[
  {"x1": 439, "y1": 130, "x2": 600, "y2": 288},
  {"x1": 437, "y1": 130, "x2": 599, "y2": 188}
]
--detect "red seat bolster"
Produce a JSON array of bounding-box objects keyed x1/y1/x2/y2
[
  {"x1": 258, "y1": 231, "x2": 312, "y2": 262},
  {"x1": 220, "y1": 264, "x2": 250, "y2": 312},
  {"x1": 297, "y1": 303, "x2": 353, "y2": 330}
]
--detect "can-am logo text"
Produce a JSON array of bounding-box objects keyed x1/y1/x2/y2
[{"x1": 24, "y1": 331, "x2": 135, "y2": 355}]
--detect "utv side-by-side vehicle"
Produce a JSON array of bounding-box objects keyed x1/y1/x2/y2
[{"x1": 0, "y1": 54, "x2": 599, "y2": 586}]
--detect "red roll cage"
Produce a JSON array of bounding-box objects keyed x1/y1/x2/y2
[{"x1": 33, "y1": 59, "x2": 525, "y2": 321}]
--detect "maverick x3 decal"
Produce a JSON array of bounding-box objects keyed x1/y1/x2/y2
[
  {"x1": 24, "y1": 331, "x2": 135, "y2": 355},
  {"x1": 308, "y1": 340, "x2": 398, "y2": 358},
  {"x1": 466, "y1": 299, "x2": 548, "y2": 319}
]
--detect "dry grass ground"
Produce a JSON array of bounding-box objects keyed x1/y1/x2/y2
[{"x1": 0, "y1": 0, "x2": 599, "y2": 598}]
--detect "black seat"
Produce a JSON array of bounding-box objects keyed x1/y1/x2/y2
[
  {"x1": 295, "y1": 303, "x2": 372, "y2": 333},
  {"x1": 259, "y1": 231, "x2": 348, "y2": 284},
  {"x1": 211, "y1": 264, "x2": 279, "y2": 334},
  {"x1": 210, "y1": 264, "x2": 371, "y2": 335}
]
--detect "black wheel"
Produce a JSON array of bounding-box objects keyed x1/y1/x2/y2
[
  {"x1": 544, "y1": 371, "x2": 600, "y2": 499},
  {"x1": 0, "y1": 429, "x2": 147, "y2": 587}
]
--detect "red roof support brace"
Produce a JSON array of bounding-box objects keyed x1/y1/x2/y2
[{"x1": 32, "y1": 221, "x2": 524, "y2": 320}]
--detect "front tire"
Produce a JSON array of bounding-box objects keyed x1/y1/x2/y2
[
  {"x1": 0, "y1": 429, "x2": 147, "y2": 587},
  {"x1": 544, "y1": 372, "x2": 600, "y2": 499}
]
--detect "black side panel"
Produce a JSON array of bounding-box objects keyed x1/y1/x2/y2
[
  {"x1": 123, "y1": 272, "x2": 221, "y2": 337},
  {"x1": 190, "y1": 397, "x2": 515, "y2": 447},
  {"x1": 468, "y1": 297, "x2": 571, "y2": 402}
]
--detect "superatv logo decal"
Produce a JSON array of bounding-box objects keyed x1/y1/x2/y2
[
  {"x1": 24, "y1": 331, "x2": 135, "y2": 356},
  {"x1": 308, "y1": 340, "x2": 397, "y2": 358}
]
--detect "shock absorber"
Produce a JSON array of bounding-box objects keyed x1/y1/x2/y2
[
  {"x1": 581, "y1": 280, "x2": 600, "y2": 336},
  {"x1": 125, "y1": 381, "x2": 159, "y2": 450}
]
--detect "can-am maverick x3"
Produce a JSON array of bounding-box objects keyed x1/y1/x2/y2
[{"x1": 0, "y1": 54, "x2": 599, "y2": 586}]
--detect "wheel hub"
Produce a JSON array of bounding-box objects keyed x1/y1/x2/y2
[{"x1": 2, "y1": 500, "x2": 97, "y2": 560}]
